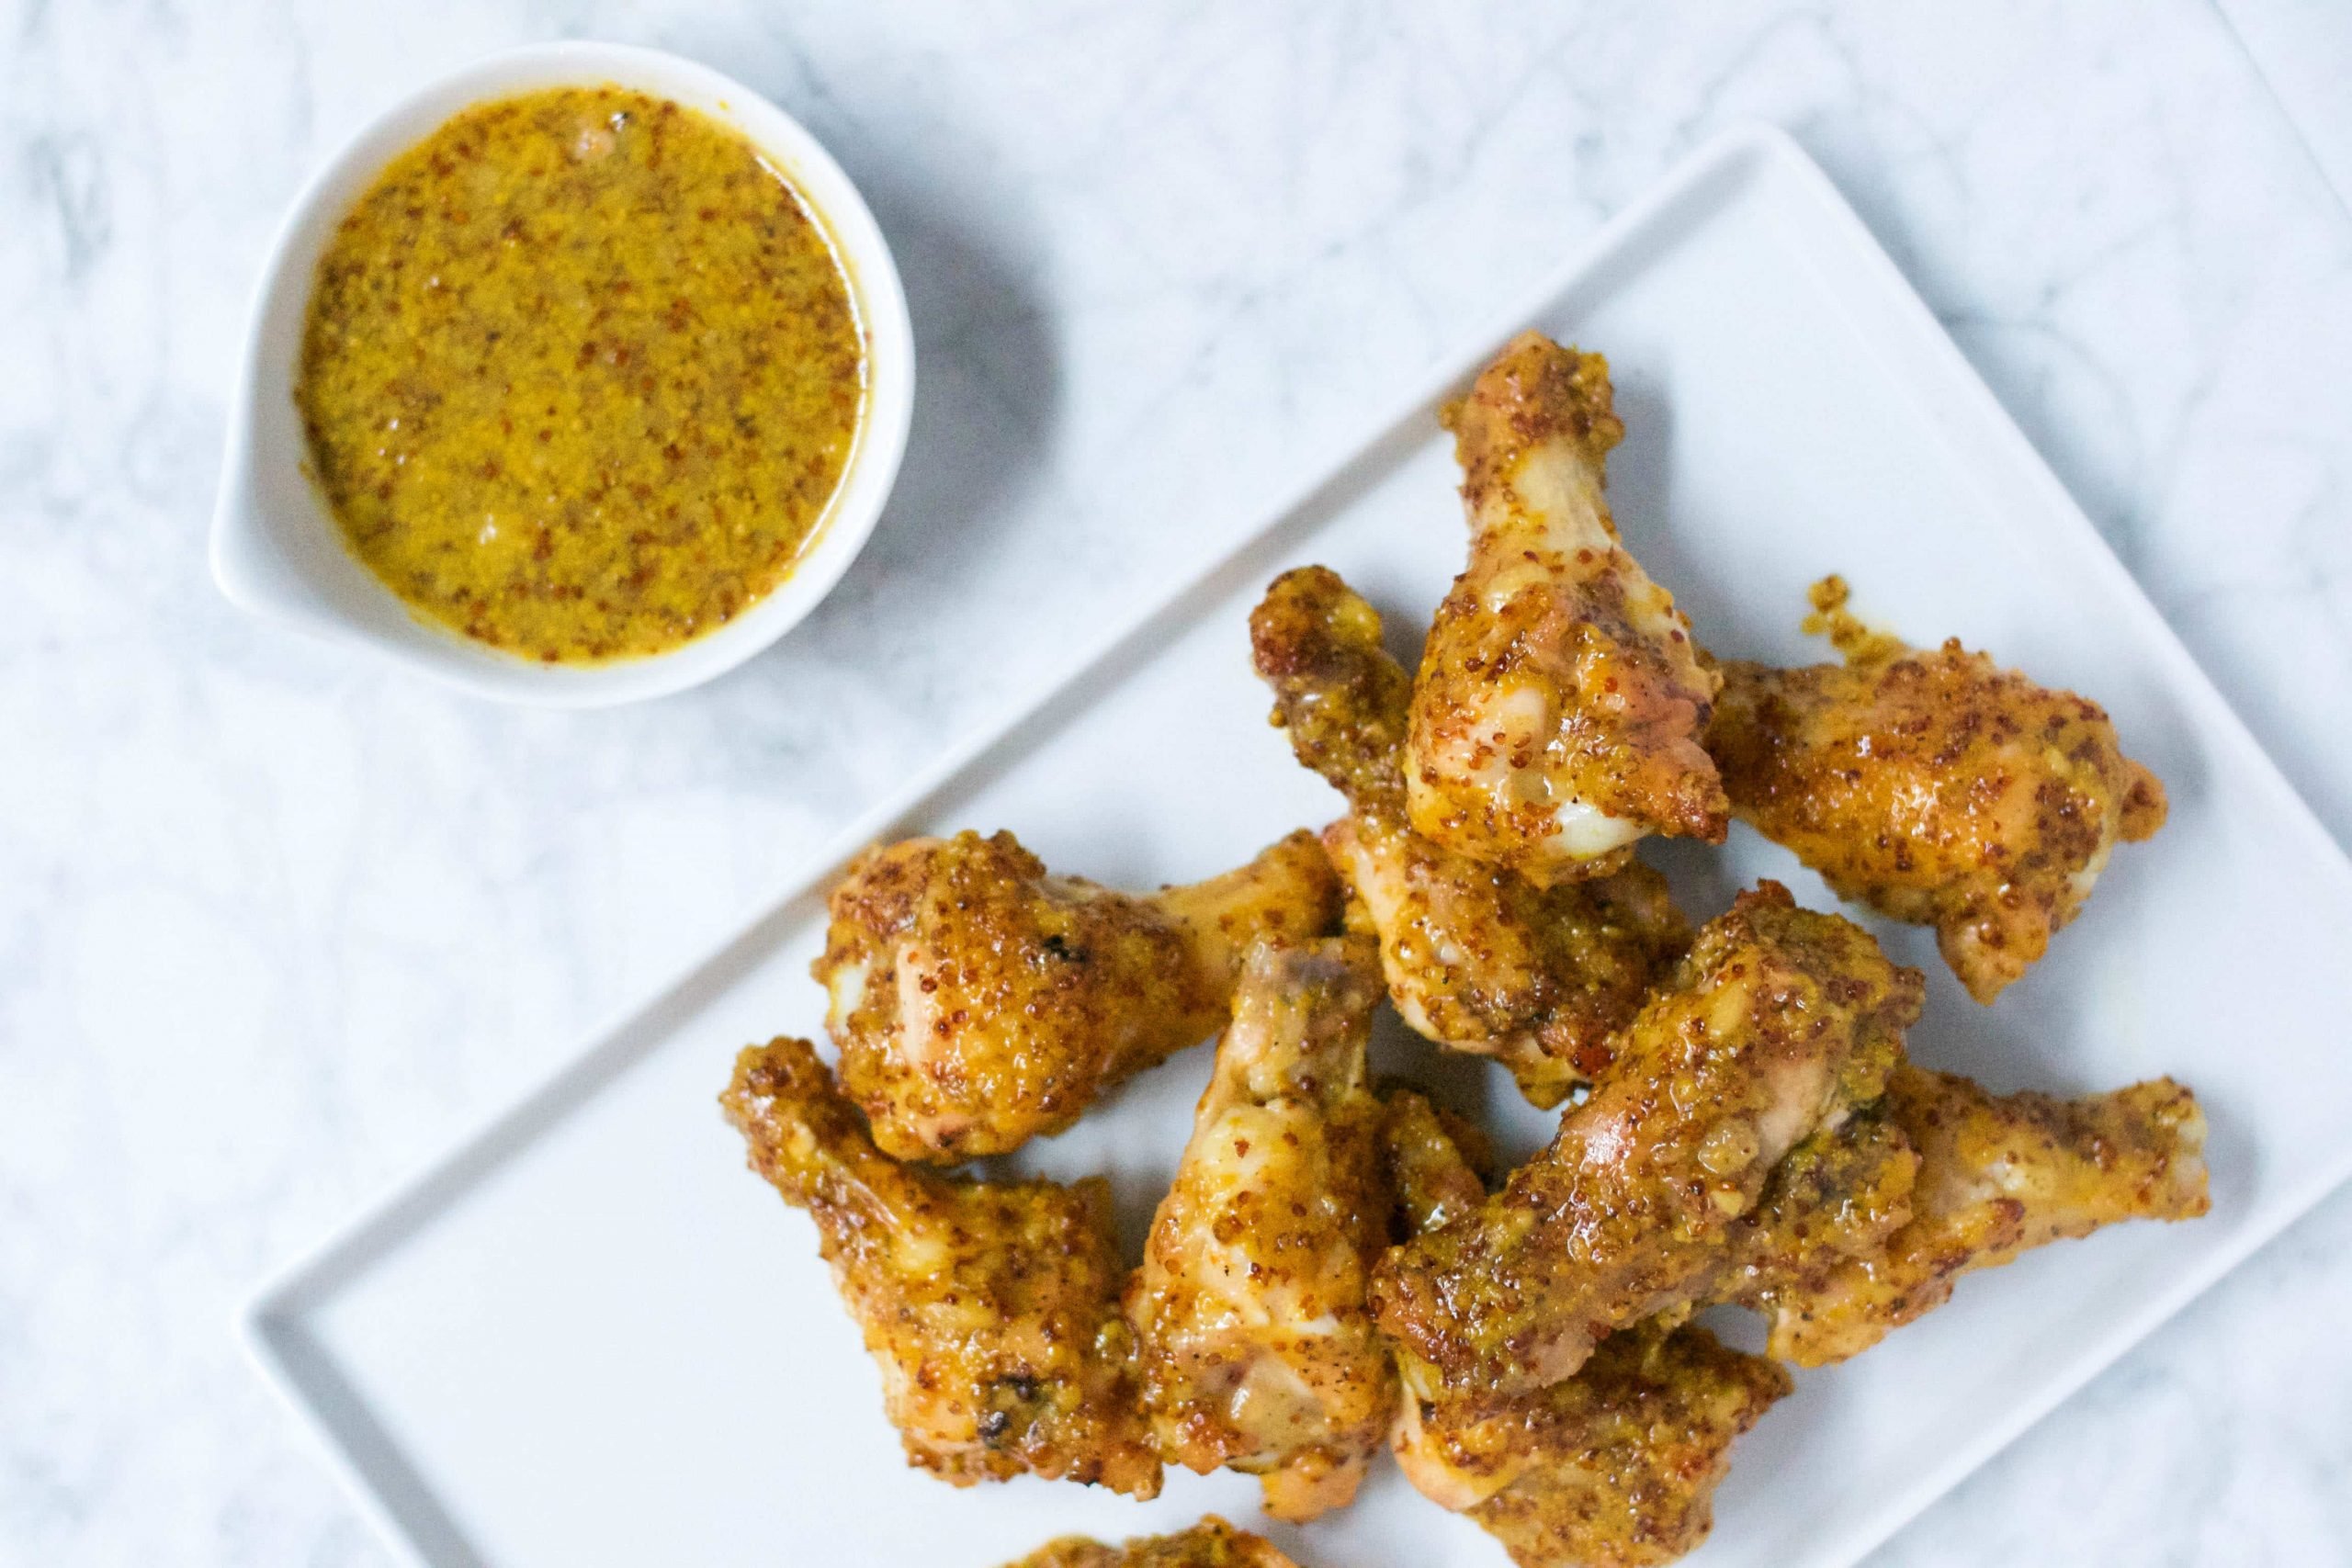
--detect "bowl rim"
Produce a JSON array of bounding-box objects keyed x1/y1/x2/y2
[{"x1": 209, "y1": 39, "x2": 916, "y2": 708}]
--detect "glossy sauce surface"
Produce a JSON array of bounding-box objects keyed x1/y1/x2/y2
[{"x1": 298, "y1": 86, "x2": 865, "y2": 663}]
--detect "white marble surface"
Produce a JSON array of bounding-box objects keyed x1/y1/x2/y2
[
  {"x1": 5, "y1": 2, "x2": 2350, "y2": 1564},
  {"x1": 2219, "y1": 0, "x2": 2352, "y2": 209}
]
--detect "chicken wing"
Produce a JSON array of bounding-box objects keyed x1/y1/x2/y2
[
  {"x1": 1406, "y1": 333, "x2": 1726, "y2": 885},
  {"x1": 720, "y1": 1037, "x2": 1161, "y2": 1496},
  {"x1": 1730, "y1": 1063, "x2": 2209, "y2": 1365},
  {"x1": 1250, "y1": 565, "x2": 1689, "y2": 1106},
  {"x1": 1373, "y1": 883, "x2": 1922, "y2": 1400},
  {"x1": 1708, "y1": 1100, "x2": 1921, "y2": 1328},
  {"x1": 1382, "y1": 1087, "x2": 1789, "y2": 1568},
  {"x1": 1003, "y1": 1518, "x2": 1302, "y2": 1568},
  {"x1": 1411, "y1": 1324, "x2": 1789, "y2": 1568},
  {"x1": 1706, "y1": 576, "x2": 2168, "y2": 1003},
  {"x1": 1378, "y1": 1086, "x2": 1493, "y2": 1240},
  {"x1": 815, "y1": 829, "x2": 1341, "y2": 1160},
  {"x1": 1127, "y1": 938, "x2": 1395, "y2": 1521}
]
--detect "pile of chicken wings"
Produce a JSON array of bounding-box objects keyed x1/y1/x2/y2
[{"x1": 720, "y1": 333, "x2": 2205, "y2": 1568}]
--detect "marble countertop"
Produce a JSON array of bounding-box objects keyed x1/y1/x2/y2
[{"x1": 6, "y1": 2, "x2": 2350, "y2": 1563}]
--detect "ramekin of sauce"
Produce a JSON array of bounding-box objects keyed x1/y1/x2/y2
[{"x1": 212, "y1": 43, "x2": 913, "y2": 705}]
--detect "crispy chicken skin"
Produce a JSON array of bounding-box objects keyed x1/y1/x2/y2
[
  {"x1": 1373, "y1": 884, "x2": 1923, "y2": 1401},
  {"x1": 1734, "y1": 1064, "x2": 2209, "y2": 1365},
  {"x1": 719, "y1": 1037, "x2": 1161, "y2": 1497},
  {"x1": 1003, "y1": 1518, "x2": 1303, "y2": 1568},
  {"x1": 1423, "y1": 1325, "x2": 1789, "y2": 1568},
  {"x1": 1378, "y1": 1087, "x2": 1494, "y2": 1240},
  {"x1": 1251, "y1": 565, "x2": 1690, "y2": 1106},
  {"x1": 1708, "y1": 1102, "x2": 1921, "y2": 1329},
  {"x1": 1249, "y1": 566, "x2": 1416, "y2": 815},
  {"x1": 1127, "y1": 938, "x2": 1396, "y2": 1521},
  {"x1": 1383, "y1": 1087, "x2": 1789, "y2": 1568},
  {"x1": 814, "y1": 829, "x2": 1340, "y2": 1160},
  {"x1": 1406, "y1": 333, "x2": 1727, "y2": 885},
  {"x1": 1706, "y1": 576, "x2": 2168, "y2": 1004},
  {"x1": 1694, "y1": 1058, "x2": 2205, "y2": 1363}
]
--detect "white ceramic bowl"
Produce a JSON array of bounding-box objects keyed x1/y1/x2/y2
[{"x1": 210, "y1": 41, "x2": 915, "y2": 706}]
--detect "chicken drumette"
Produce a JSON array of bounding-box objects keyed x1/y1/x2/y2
[
  {"x1": 1410, "y1": 1324, "x2": 1789, "y2": 1568},
  {"x1": 1127, "y1": 937, "x2": 1396, "y2": 1521},
  {"x1": 1004, "y1": 1518, "x2": 1303, "y2": 1568},
  {"x1": 814, "y1": 829, "x2": 1340, "y2": 1160},
  {"x1": 1707, "y1": 1099, "x2": 1921, "y2": 1337},
  {"x1": 1251, "y1": 565, "x2": 1689, "y2": 1106},
  {"x1": 1373, "y1": 883, "x2": 1922, "y2": 1401},
  {"x1": 1407, "y1": 332, "x2": 1727, "y2": 886},
  {"x1": 1382, "y1": 1089, "x2": 1790, "y2": 1568},
  {"x1": 720, "y1": 1037, "x2": 1161, "y2": 1496},
  {"x1": 1706, "y1": 577, "x2": 2167, "y2": 1003},
  {"x1": 1379, "y1": 1087, "x2": 1494, "y2": 1240},
  {"x1": 1723, "y1": 1063, "x2": 2209, "y2": 1365}
]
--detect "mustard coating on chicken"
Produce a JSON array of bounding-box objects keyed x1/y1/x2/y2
[
  {"x1": 721, "y1": 1037, "x2": 1161, "y2": 1496},
  {"x1": 1002, "y1": 1517, "x2": 1303, "y2": 1568},
  {"x1": 1382, "y1": 1084, "x2": 1790, "y2": 1568},
  {"x1": 1251, "y1": 564, "x2": 1688, "y2": 1105},
  {"x1": 815, "y1": 829, "x2": 1340, "y2": 1159},
  {"x1": 1127, "y1": 938, "x2": 1396, "y2": 1520},
  {"x1": 1407, "y1": 333, "x2": 1727, "y2": 884},
  {"x1": 1707, "y1": 576, "x2": 2167, "y2": 1003},
  {"x1": 1373, "y1": 883, "x2": 1922, "y2": 1401}
]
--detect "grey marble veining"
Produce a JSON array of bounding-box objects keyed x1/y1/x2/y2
[{"x1": 4, "y1": 2, "x2": 2350, "y2": 1563}]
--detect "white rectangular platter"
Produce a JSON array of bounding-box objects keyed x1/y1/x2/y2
[{"x1": 247, "y1": 124, "x2": 2352, "y2": 1568}]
